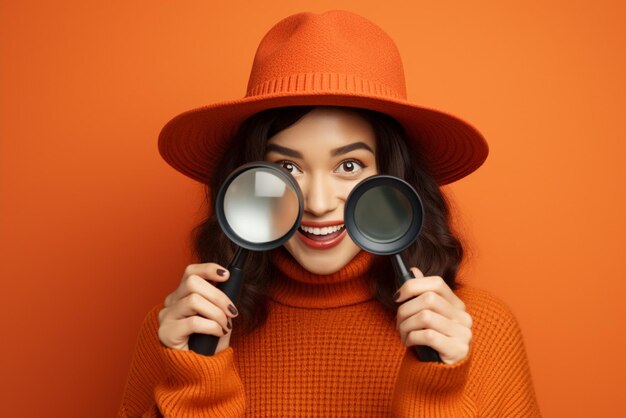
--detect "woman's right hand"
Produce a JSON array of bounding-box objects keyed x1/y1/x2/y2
[{"x1": 157, "y1": 263, "x2": 239, "y2": 354}]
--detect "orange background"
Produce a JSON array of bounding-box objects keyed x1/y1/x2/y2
[{"x1": 1, "y1": 1, "x2": 624, "y2": 417}]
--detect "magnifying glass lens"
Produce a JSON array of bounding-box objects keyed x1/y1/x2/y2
[
  {"x1": 354, "y1": 185, "x2": 413, "y2": 243},
  {"x1": 223, "y1": 168, "x2": 300, "y2": 243}
]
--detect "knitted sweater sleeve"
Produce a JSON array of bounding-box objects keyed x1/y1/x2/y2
[
  {"x1": 391, "y1": 286, "x2": 541, "y2": 417},
  {"x1": 118, "y1": 305, "x2": 246, "y2": 418}
]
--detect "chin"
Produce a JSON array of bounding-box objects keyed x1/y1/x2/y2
[
  {"x1": 284, "y1": 238, "x2": 361, "y2": 275},
  {"x1": 295, "y1": 256, "x2": 348, "y2": 275}
]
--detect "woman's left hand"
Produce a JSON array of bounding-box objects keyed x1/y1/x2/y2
[{"x1": 395, "y1": 267, "x2": 473, "y2": 365}]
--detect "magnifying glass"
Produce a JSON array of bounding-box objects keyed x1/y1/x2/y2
[
  {"x1": 189, "y1": 161, "x2": 303, "y2": 356},
  {"x1": 344, "y1": 175, "x2": 442, "y2": 363}
]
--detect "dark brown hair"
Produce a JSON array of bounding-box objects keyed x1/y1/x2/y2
[{"x1": 192, "y1": 106, "x2": 463, "y2": 334}]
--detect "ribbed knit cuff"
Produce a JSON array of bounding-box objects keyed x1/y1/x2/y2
[
  {"x1": 391, "y1": 347, "x2": 475, "y2": 417},
  {"x1": 161, "y1": 347, "x2": 235, "y2": 385},
  {"x1": 402, "y1": 347, "x2": 471, "y2": 391},
  {"x1": 154, "y1": 347, "x2": 246, "y2": 417}
]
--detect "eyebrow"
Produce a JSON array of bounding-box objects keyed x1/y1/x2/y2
[
  {"x1": 330, "y1": 142, "x2": 374, "y2": 157},
  {"x1": 265, "y1": 144, "x2": 303, "y2": 158},
  {"x1": 265, "y1": 141, "x2": 374, "y2": 158}
]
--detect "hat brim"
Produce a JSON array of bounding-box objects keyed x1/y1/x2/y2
[{"x1": 158, "y1": 92, "x2": 488, "y2": 186}]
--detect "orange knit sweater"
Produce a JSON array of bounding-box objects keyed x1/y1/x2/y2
[{"x1": 119, "y1": 250, "x2": 541, "y2": 417}]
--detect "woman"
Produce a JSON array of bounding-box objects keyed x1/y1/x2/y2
[{"x1": 119, "y1": 11, "x2": 541, "y2": 417}]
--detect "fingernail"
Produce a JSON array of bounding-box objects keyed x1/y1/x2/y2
[
  {"x1": 228, "y1": 304, "x2": 239, "y2": 316},
  {"x1": 217, "y1": 269, "x2": 226, "y2": 277},
  {"x1": 222, "y1": 326, "x2": 229, "y2": 334},
  {"x1": 393, "y1": 291, "x2": 401, "y2": 302},
  {"x1": 227, "y1": 320, "x2": 232, "y2": 330}
]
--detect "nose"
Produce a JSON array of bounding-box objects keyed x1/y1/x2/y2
[{"x1": 302, "y1": 173, "x2": 339, "y2": 217}]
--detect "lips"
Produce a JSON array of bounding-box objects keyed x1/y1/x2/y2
[{"x1": 297, "y1": 221, "x2": 347, "y2": 249}]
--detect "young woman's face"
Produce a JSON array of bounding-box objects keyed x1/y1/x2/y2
[{"x1": 264, "y1": 107, "x2": 378, "y2": 274}]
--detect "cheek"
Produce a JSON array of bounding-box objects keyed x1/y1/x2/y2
[
  {"x1": 336, "y1": 182, "x2": 356, "y2": 199},
  {"x1": 341, "y1": 166, "x2": 379, "y2": 197},
  {"x1": 334, "y1": 179, "x2": 370, "y2": 201}
]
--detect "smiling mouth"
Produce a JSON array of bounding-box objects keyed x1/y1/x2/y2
[
  {"x1": 297, "y1": 223, "x2": 347, "y2": 248},
  {"x1": 299, "y1": 224, "x2": 345, "y2": 239}
]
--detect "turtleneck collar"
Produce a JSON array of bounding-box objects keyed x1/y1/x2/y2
[{"x1": 268, "y1": 248, "x2": 378, "y2": 309}]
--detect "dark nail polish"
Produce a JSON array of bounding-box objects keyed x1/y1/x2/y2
[
  {"x1": 227, "y1": 320, "x2": 232, "y2": 330},
  {"x1": 393, "y1": 291, "x2": 401, "y2": 302},
  {"x1": 217, "y1": 269, "x2": 226, "y2": 277},
  {"x1": 228, "y1": 304, "x2": 239, "y2": 316},
  {"x1": 222, "y1": 327, "x2": 228, "y2": 334}
]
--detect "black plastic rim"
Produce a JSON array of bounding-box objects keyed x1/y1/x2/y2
[
  {"x1": 344, "y1": 175, "x2": 424, "y2": 255},
  {"x1": 215, "y1": 161, "x2": 303, "y2": 251}
]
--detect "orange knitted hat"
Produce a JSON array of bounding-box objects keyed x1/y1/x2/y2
[{"x1": 158, "y1": 10, "x2": 489, "y2": 185}]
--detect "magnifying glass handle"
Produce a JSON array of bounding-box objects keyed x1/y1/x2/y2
[
  {"x1": 392, "y1": 254, "x2": 443, "y2": 363},
  {"x1": 189, "y1": 247, "x2": 249, "y2": 356}
]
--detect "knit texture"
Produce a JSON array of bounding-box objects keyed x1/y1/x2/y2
[{"x1": 119, "y1": 251, "x2": 541, "y2": 417}]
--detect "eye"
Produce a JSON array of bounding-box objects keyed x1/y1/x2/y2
[
  {"x1": 277, "y1": 160, "x2": 303, "y2": 175},
  {"x1": 335, "y1": 159, "x2": 365, "y2": 175}
]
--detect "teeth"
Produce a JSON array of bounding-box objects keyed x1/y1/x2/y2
[{"x1": 300, "y1": 224, "x2": 344, "y2": 235}]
